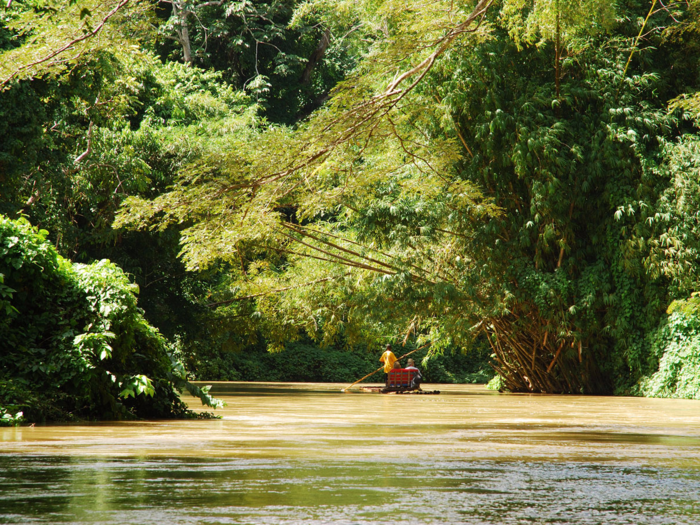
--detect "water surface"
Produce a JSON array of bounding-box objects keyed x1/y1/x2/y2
[{"x1": 1, "y1": 383, "x2": 699, "y2": 523}]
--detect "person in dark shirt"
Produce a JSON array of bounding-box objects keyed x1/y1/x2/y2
[{"x1": 405, "y1": 358, "x2": 423, "y2": 390}]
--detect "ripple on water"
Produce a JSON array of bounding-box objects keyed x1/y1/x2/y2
[{"x1": 0, "y1": 456, "x2": 700, "y2": 524}]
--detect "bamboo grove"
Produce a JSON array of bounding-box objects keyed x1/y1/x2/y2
[{"x1": 2, "y1": 0, "x2": 700, "y2": 410}]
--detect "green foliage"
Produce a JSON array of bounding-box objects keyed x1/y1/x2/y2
[
  {"x1": 0, "y1": 0, "x2": 152, "y2": 88},
  {"x1": 156, "y1": 0, "x2": 360, "y2": 123},
  {"x1": 636, "y1": 296, "x2": 700, "y2": 399},
  {"x1": 419, "y1": 341, "x2": 494, "y2": 384},
  {"x1": 486, "y1": 375, "x2": 506, "y2": 392},
  {"x1": 155, "y1": 0, "x2": 700, "y2": 395},
  {"x1": 135, "y1": 60, "x2": 253, "y2": 127},
  {"x1": 119, "y1": 374, "x2": 155, "y2": 398},
  {"x1": 0, "y1": 407, "x2": 24, "y2": 427},
  {"x1": 409, "y1": 1, "x2": 700, "y2": 393},
  {"x1": 113, "y1": 0, "x2": 700, "y2": 397},
  {"x1": 0, "y1": 216, "x2": 221, "y2": 422},
  {"x1": 115, "y1": 0, "x2": 500, "y2": 367},
  {"x1": 192, "y1": 338, "x2": 492, "y2": 384},
  {"x1": 2, "y1": 0, "x2": 700, "y2": 401},
  {"x1": 667, "y1": 0, "x2": 700, "y2": 122},
  {"x1": 500, "y1": 0, "x2": 617, "y2": 48},
  {"x1": 0, "y1": 30, "x2": 261, "y2": 364}
]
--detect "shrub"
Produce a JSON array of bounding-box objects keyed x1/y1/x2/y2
[
  {"x1": 636, "y1": 296, "x2": 700, "y2": 400},
  {"x1": 0, "y1": 216, "x2": 220, "y2": 422}
]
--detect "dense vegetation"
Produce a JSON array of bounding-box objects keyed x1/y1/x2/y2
[
  {"x1": 0, "y1": 216, "x2": 221, "y2": 423},
  {"x1": 1, "y1": 0, "x2": 700, "y2": 422},
  {"x1": 194, "y1": 339, "x2": 492, "y2": 383}
]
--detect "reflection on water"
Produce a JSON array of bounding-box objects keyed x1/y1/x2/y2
[
  {"x1": 1, "y1": 383, "x2": 700, "y2": 524},
  {"x1": 3, "y1": 456, "x2": 700, "y2": 524}
]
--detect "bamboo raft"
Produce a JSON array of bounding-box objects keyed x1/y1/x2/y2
[
  {"x1": 358, "y1": 386, "x2": 441, "y2": 394},
  {"x1": 341, "y1": 342, "x2": 433, "y2": 393}
]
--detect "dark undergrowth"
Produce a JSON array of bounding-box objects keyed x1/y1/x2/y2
[{"x1": 190, "y1": 338, "x2": 494, "y2": 384}]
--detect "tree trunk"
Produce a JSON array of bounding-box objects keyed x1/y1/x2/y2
[
  {"x1": 301, "y1": 29, "x2": 331, "y2": 84},
  {"x1": 180, "y1": 21, "x2": 192, "y2": 63},
  {"x1": 172, "y1": 2, "x2": 193, "y2": 63}
]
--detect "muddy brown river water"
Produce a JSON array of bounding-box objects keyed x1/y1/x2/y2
[{"x1": 1, "y1": 382, "x2": 700, "y2": 524}]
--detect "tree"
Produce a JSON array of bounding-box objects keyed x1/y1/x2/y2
[
  {"x1": 156, "y1": 0, "x2": 362, "y2": 123},
  {"x1": 117, "y1": 0, "x2": 700, "y2": 396},
  {"x1": 0, "y1": 0, "x2": 262, "y2": 392},
  {"x1": 115, "y1": 0, "x2": 500, "y2": 350}
]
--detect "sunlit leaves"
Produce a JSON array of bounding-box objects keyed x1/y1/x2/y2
[
  {"x1": 499, "y1": 0, "x2": 617, "y2": 49},
  {"x1": 637, "y1": 296, "x2": 700, "y2": 400},
  {"x1": 0, "y1": 0, "x2": 152, "y2": 88},
  {"x1": 117, "y1": 0, "x2": 499, "y2": 283},
  {"x1": 119, "y1": 374, "x2": 155, "y2": 398}
]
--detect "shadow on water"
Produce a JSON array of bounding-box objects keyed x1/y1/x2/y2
[{"x1": 1, "y1": 383, "x2": 700, "y2": 524}]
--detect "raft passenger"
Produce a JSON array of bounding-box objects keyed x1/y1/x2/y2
[{"x1": 405, "y1": 358, "x2": 423, "y2": 390}]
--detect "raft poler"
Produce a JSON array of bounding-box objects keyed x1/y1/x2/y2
[
  {"x1": 380, "y1": 344, "x2": 398, "y2": 387},
  {"x1": 379, "y1": 344, "x2": 397, "y2": 375}
]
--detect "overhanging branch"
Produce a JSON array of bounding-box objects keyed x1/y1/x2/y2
[
  {"x1": 206, "y1": 275, "x2": 341, "y2": 307},
  {"x1": 1, "y1": 0, "x2": 132, "y2": 88}
]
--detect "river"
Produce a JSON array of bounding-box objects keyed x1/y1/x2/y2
[{"x1": 2, "y1": 382, "x2": 700, "y2": 524}]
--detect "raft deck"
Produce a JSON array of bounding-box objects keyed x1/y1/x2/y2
[{"x1": 358, "y1": 386, "x2": 441, "y2": 394}]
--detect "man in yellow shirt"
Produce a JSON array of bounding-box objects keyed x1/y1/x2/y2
[{"x1": 379, "y1": 344, "x2": 397, "y2": 373}]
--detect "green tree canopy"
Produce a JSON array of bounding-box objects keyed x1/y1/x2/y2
[{"x1": 116, "y1": 0, "x2": 700, "y2": 395}]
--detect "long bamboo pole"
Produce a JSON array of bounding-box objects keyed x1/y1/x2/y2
[{"x1": 341, "y1": 342, "x2": 432, "y2": 392}]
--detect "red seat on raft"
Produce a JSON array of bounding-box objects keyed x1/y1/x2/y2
[{"x1": 386, "y1": 368, "x2": 418, "y2": 390}]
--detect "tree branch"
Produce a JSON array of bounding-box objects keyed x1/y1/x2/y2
[
  {"x1": 213, "y1": 0, "x2": 494, "y2": 196},
  {"x1": 275, "y1": 228, "x2": 395, "y2": 275},
  {"x1": 1, "y1": 0, "x2": 131, "y2": 88},
  {"x1": 206, "y1": 276, "x2": 337, "y2": 307},
  {"x1": 385, "y1": 0, "x2": 493, "y2": 94},
  {"x1": 75, "y1": 121, "x2": 94, "y2": 164}
]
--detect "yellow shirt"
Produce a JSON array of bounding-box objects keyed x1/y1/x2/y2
[{"x1": 379, "y1": 350, "x2": 397, "y2": 373}]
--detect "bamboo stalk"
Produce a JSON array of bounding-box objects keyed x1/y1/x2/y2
[
  {"x1": 490, "y1": 323, "x2": 527, "y2": 391},
  {"x1": 557, "y1": 354, "x2": 576, "y2": 393},
  {"x1": 547, "y1": 340, "x2": 566, "y2": 373},
  {"x1": 529, "y1": 329, "x2": 556, "y2": 391},
  {"x1": 296, "y1": 224, "x2": 436, "y2": 281},
  {"x1": 485, "y1": 330, "x2": 510, "y2": 373},
  {"x1": 494, "y1": 320, "x2": 533, "y2": 384},
  {"x1": 518, "y1": 329, "x2": 549, "y2": 392}
]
